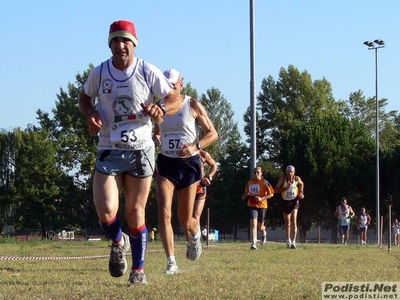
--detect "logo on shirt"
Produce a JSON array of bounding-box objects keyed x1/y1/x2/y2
[
  {"x1": 113, "y1": 96, "x2": 134, "y2": 116},
  {"x1": 102, "y1": 78, "x2": 113, "y2": 94}
]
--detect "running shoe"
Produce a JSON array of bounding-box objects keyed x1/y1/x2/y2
[
  {"x1": 188, "y1": 237, "x2": 202, "y2": 260},
  {"x1": 109, "y1": 232, "x2": 130, "y2": 277},
  {"x1": 260, "y1": 233, "x2": 267, "y2": 245},
  {"x1": 128, "y1": 270, "x2": 147, "y2": 285},
  {"x1": 291, "y1": 242, "x2": 296, "y2": 249},
  {"x1": 287, "y1": 241, "x2": 291, "y2": 248},
  {"x1": 250, "y1": 243, "x2": 257, "y2": 250},
  {"x1": 163, "y1": 261, "x2": 179, "y2": 275}
]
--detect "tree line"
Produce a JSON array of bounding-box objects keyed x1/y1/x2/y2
[{"x1": 1, "y1": 64, "x2": 400, "y2": 242}]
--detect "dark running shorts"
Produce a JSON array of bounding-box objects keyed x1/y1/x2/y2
[
  {"x1": 340, "y1": 225, "x2": 350, "y2": 235},
  {"x1": 95, "y1": 148, "x2": 155, "y2": 177},
  {"x1": 282, "y1": 199, "x2": 300, "y2": 215},
  {"x1": 157, "y1": 153, "x2": 202, "y2": 190},
  {"x1": 248, "y1": 206, "x2": 267, "y2": 223},
  {"x1": 359, "y1": 227, "x2": 367, "y2": 232}
]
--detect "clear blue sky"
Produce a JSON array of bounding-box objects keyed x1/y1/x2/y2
[{"x1": 1, "y1": 1, "x2": 398, "y2": 138}]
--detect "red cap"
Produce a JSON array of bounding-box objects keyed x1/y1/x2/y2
[{"x1": 108, "y1": 20, "x2": 138, "y2": 47}]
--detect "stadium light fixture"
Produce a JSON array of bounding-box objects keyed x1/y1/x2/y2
[{"x1": 363, "y1": 39, "x2": 385, "y2": 245}]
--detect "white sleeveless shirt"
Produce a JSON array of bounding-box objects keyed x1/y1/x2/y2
[
  {"x1": 359, "y1": 214, "x2": 368, "y2": 228},
  {"x1": 84, "y1": 57, "x2": 172, "y2": 150},
  {"x1": 338, "y1": 205, "x2": 350, "y2": 226},
  {"x1": 281, "y1": 177, "x2": 299, "y2": 201},
  {"x1": 158, "y1": 95, "x2": 199, "y2": 158}
]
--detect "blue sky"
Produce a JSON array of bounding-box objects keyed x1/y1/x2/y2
[{"x1": 1, "y1": 1, "x2": 398, "y2": 139}]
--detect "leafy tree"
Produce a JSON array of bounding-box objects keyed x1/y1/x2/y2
[
  {"x1": 36, "y1": 64, "x2": 97, "y2": 185},
  {"x1": 381, "y1": 146, "x2": 400, "y2": 219},
  {"x1": 35, "y1": 65, "x2": 99, "y2": 232},
  {"x1": 199, "y1": 87, "x2": 238, "y2": 160},
  {"x1": 339, "y1": 90, "x2": 400, "y2": 228},
  {"x1": 245, "y1": 65, "x2": 339, "y2": 162},
  {"x1": 0, "y1": 130, "x2": 17, "y2": 227},
  {"x1": 12, "y1": 127, "x2": 66, "y2": 234},
  {"x1": 340, "y1": 90, "x2": 400, "y2": 151},
  {"x1": 208, "y1": 132, "x2": 249, "y2": 239},
  {"x1": 181, "y1": 82, "x2": 198, "y2": 99},
  {"x1": 174, "y1": 85, "x2": 251, "y2": 238},
  {"x1": 279, "y1": 114, "x2": 375, "y2": 242},
  {"x1": 241, "y1": 64, "x2": 400, "y2": 241}
]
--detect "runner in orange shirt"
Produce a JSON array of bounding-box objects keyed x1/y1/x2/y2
[{"x1": 242, "y1": 166, "x2": 274, "y2": 250}]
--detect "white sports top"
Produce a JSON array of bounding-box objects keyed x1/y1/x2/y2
[
  {"x1": 359, "y1": 214, "x2": 368, "y2": 228},
  {"x1": 158, "y1": 95, "x2": 199, "y2": 158},
  {"x1": 84, "y1": 57, "x2": 172, "y2": 150},
  {"x1": 281, "y1": 177, "x2": 299, "y2": 201},
  {"x1": 338, "y1": 205, "x2": 350, "y2": 226}
]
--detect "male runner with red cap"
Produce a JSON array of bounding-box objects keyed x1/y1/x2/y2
[{"x1": 79, "y1": 20, "x2": 181, "y2": 285}]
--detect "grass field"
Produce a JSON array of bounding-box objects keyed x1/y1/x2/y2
[{"x1": 0, "y1": 238, "x2": 399, "y2": 300}]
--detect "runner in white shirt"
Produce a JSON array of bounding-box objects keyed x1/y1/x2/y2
[
  {"x1": 358, "y1": 207, "x2": 371, "y2": 245},
  {"x1": 79, "y1": 20, "x2": 181, "y2": 286},
  {"x1": 274, "y1": 165, "x2": 304, "y2": 249},
  {"x1": 334, "y1": 197, "x2": 355, "y2": 245},
  {"x1": 153, "y1": 69, "x2": 217, "y2": 275}
]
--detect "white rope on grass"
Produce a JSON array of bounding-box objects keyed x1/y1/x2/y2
[{"x1": 0, "y1": 255, "x2": 110, "y2": 261}]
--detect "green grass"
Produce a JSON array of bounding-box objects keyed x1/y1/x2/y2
[{"x1": 0, "y1": 239, "x2": 399, "y2": 299}]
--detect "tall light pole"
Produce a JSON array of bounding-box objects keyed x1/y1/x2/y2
[
  {"x1": 363, "y1": 39, "x2": 385, "y2": 245},
  {"x1": 249, "y1": 0, "x2": 256, "y2": 177}
]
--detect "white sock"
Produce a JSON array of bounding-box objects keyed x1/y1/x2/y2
[
  {"x1": 167, "y1": 256, "x2": 176, "y2": 263},
  {"x1": 288, "y1": 239, "x2": 292, "y2": 244}
]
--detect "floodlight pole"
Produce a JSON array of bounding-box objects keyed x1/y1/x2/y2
[
  {"x1": 249, "y1": 0, "x2": 256, "y2": 176},
  {"x1": 363, "y1": 39, "x2": 385, "y2": 245}
]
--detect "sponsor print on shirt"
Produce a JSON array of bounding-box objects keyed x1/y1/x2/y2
[{"x1": 110, "y1": 120, "x2": 147, "y2": 150}]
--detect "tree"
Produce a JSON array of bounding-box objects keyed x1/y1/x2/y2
[
  {"x1": 12, "y1": 127, "x2": 66, "y2": 234},
  {"x1": 181, "y1": 82, "x2": 198, "y2": 99},
  {"x1": 340, "y1": 90, "x2": 400, "y2": 151},
  {"x1": 279, "y1": 114, "x2": 375, "y2": 242},
  {"x1": 199, "y1": 87, "x2": 238, "y2": 160},
  {"x1": 208, "y1": 132, "x2": 250, "y2": 239},
  {"x1": 245, "y1": 65, "x2": 339, "y2": 162},
  {"x1": 36, "y1": 64, "x2": 98, "y2": 185},
  {"x1": 0, "y1": 130, "x2": 17, "y2": 227},
  {"x1": 381, "y1": 145, "x2": 400, "y2": 219},
  {"x1": 184, "y1": 86, "x2": 251, "y2": 238},
  {"x1": 35, "y1": 65, "x2": 99, "y2": 232}
]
